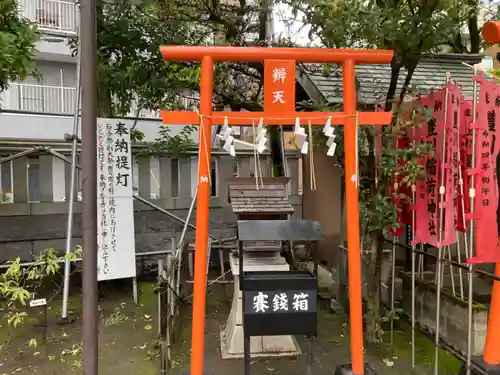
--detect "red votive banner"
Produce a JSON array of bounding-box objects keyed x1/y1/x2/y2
[
  {"x1": 467, "y1": 74, "x2": 500, "y2": 263},
  {"x1": 413, "y1": 87, "x2": 456, "y2": 248},
  {"x1": 456, "y1": 99, "x2": 473, "y2": 232},
  {"x1": 447, "y1": 82, "x2": 462, "y2": 233}
]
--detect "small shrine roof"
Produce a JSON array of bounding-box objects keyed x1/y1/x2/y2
[{"x1": 228, "y1": 177, "x2": 295, "y2": 215}]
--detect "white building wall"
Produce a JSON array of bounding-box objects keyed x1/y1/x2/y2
[
  {"x1": 0, "y1": 113, "x2": 188, "y2": 143},
  {"x1": 0, "y1": 0, "x2": 200, "y2": 141}
]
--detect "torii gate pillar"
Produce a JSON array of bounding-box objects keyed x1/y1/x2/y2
[{"x1": 160, "y1": 46, "x2": 394, "y2": 375}]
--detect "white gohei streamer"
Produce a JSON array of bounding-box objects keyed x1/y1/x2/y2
[
  {"x1": 217, "y1": 116, "x2": 267, "y2": 157},
  {"x1": 294, "y1": 117, "x2": 308, "y2": 154},
  {"x1": 323, "y1": 116, "x2": 337, "y2": 157}
]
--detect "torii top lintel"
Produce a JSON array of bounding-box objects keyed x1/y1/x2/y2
[
  {"x1": 159, "y1": 46, "x2": 394, "y2": 126},
  {"x1": 160, "y1": 45, "x2": 394, "y2": 64}
]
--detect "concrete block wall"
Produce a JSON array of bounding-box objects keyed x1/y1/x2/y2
[
  {"x1": 401, "y1": 273, "x2": 488, "y2": 357},
  {"x1": 0, "y1": 151, "x2": 302, "y2": 262}
]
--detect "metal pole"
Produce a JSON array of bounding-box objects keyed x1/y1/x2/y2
[
  {"x1": 465, "y1": 70, "x2": 479, "y2": 375},
  {"x1": 61, "y1": 24, "x2": 82, "y2": 321},
  {"x1": 0, "y1": 147, "x2": 44, "y2": 164},
  {"x1": 411, "y1": 187, "x2": 416, "y2": 369},
  {"x1": 178, "y1": 187, "x2": 198, "y2": 248},
  {"x1": 80, "y1": 0, "x2": 98, "y2": 371},
  {"x1": 433, "y1": 73, "x2": 451, "y2": 375},
  {"x1": 390, "y1": 236, "x2": 396, "y2": 345},
  {"x1": 157, "y1": 258, "x2": 164, "y2": 336},
  {"x1": 175, "y1": 189, "x2": 197, "y2": 301},
  {"x1": 48, "y1": 148, "x2": 82, "y2": 169},
  {"x1": 456, "y1": 233, "x2": 465, "y2": 299}
]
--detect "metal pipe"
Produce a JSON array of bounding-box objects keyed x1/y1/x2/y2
[
  {"x1": 133, "y1": 194, "x2": 216, "y2": 239},
  {"x1": 0, "y1": 143, "x2": 297, "y2": 157},
  {"x1": 48, "y1": 148, "x2": 82, "y2": 170},
  {"x1": 178, "y1": 187, "x2": 198, "y2": 248},
  {"x1": 0, "y1": 241, "x2": 237, "y2": 269},
  {"x1": 465, "y1": 69, "x2": 479, "y2": 375},
  {"x1": 0, "y1": 249, "x2": 177, "y2": 270},
  {"x1": 138, "y1": 249, "x2": 175, "y2": 257},
  {"x1": 434, "y1": 73, "x2": 451, "y2": 375},
  {"x1": 442, "y1": 245, "x2": 456, "y2": 297},
  {"x1": 418, "y1": 243, "x2": 424, "y2": 277},
  {"x1": 395, "y1": 242, "x2": 500, "y2": 281},
  {"x1": 0, "y1": 257, "x2": 82, "y2": 269},
  {"x1": 61, "y1": 25, "x2": 82, "y2": 320},
  {"x1": 411, "y1": 187, "x2": 416, "y2": 369},
  {"x1": 157, "y1": 258, "x2": 164, "y2": 336},
  {"x1": 0, "y1": 147, "x2": 45, "y2": 164},
  {"x1": 456, "y1": 232, "x2": 465, "y2": 299},
  {"x1": 175, "y1": 188, "x2": 198, "y2": 300},
  {"x1": 390, "y1": 236, "x2": 396, "y2": 345}
]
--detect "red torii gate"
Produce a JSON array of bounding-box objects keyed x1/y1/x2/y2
[{"x1": 159, "y1": 46, "x2": 393, "y2": 375}]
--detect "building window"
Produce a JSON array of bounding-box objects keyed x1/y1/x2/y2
[
  {"x1": 0, "y1": 160, "x2": 13, "y2": 203},
  {"x1": 28, "y1": 157, "x2": 40, "y2": 202}
]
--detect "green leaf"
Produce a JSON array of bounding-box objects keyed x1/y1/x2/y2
[
  {"x1": 28, "y1": 338, "x2": 37, "y2": 348},
  {"x1": 0, "y1": 0, "x2": 38, "y2": 92}
]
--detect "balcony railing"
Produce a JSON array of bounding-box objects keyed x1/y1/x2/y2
[
  {"x1": 20, "y1": 0, "x2": 78, "y2": 34},
  {"x1": 0, "y1": 83, "x2": 200, "y2": 118},
  {"x1": 1, "y1": 83, "x2": 77, "y2": 115}
]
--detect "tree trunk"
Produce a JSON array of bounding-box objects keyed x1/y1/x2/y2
[
  {"x1": 385, "y1": 58, "x2": 401, "y2": 111},
  {"x1": 364, "y1": 230, "x2": 384, "y2": 345},
  {"x1": 468, "y1": 12, "x2": 480, "y2": 54},
  {"x1": 269, "y1": 127, "x2": 284, "y2": 176}
]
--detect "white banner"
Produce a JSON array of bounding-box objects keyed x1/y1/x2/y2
[{"x1": 96, "y1": 119, "x2": 136, "y2": 281}]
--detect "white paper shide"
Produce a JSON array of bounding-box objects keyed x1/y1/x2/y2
[{"x1": 96, "y1": 119, "x2": 136, "y2": 281}]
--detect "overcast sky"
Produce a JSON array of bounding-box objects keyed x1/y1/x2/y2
[{"x1": 273, "y1": 3, "x2": 316, "y2": 46}]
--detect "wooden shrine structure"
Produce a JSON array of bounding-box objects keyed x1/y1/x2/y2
[{"x1": 222, "y1": 177, "x2": 299, "y2": 358}]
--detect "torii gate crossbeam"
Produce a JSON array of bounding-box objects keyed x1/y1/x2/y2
[{"x1": 160, "y1": 46, "x2": 394, "y2": 375}]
